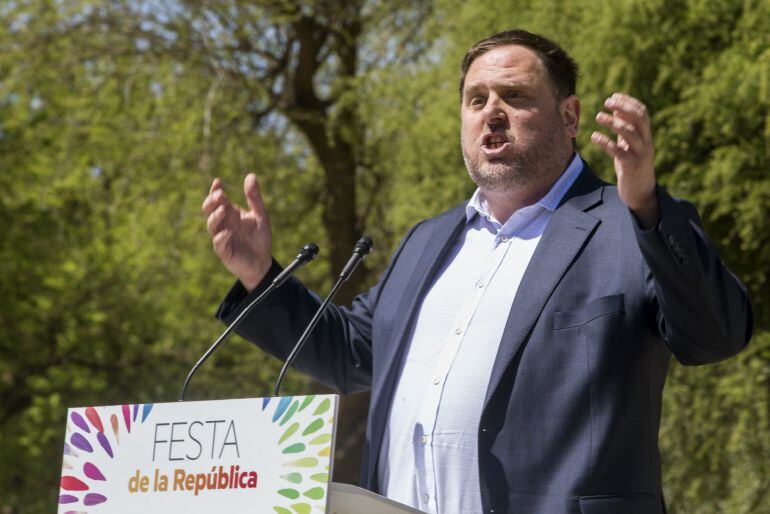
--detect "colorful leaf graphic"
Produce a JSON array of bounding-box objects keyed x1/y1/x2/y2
[
  {"x1": 280, "y1": 401, "x2": 299, "y2": 426},
  {"x1": 97, "y1": 432, "x2": 113, "y2": 457},
  {"x1": 309, "y1": 434, "x2": 331, "y2": 445},
  {"x1": 283, "y1": 457, "x2": 318, "y2": 468},
  {"x1": 70, "y1": 433, "x2": 92, "y2": 453},
  {"x1": 63, "y1": 443, "x2": 79, "y2": 457},
  {"x1": 273, "y1": 397, "x2": 293, "y2": 422},
  {"x1": 84, "y1": 493, "x2": 107, "y2": 506},
  {"x1": 110, "y1": 414, "x2": 120, "y2": 443},
  {"x1": 70, "y1": 412, "x2": 90, "y2": 433},
  {"x1": 282, "y1": 443, "x2": 306, "y2": 454},
  {"x1": 121, "y1": 405, "x2": 131, "y2": 433},
  {"x1": 58, "y1": 494, "x2": 78, "y2": 504},
  {"x1": 61, "y1": 476, "x2": 89, "y2": 491},
  {"x1": 298, "y1": 396, "x2": 315, "y2": 412},
  {"x1": 83, "y1": 462, "x2": 105, "y2": 481},
  {"x1": 303, "y1": 487, "x2": 324, "y2": 500},
  {"x1": 302, "y1": 419, "x2": 323, "y2": 436},
  {"x1": 281, "y1": 473, "x2": 303, "y2": 484},
  {"x1": 280, "y1": 423, "x2": 299, "y2": 444},
  {"x1": 278, "y1": 488, "x2": 300, "y2": 499},
  {"x1": 85, "y1": 407, "x2": 104, "y2": 433},
  {"x1": 312, "y1": 399, "x2": 330, "y2": 416}
]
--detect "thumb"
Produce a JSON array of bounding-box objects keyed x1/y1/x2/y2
[{"x1": 243, "y1": 173, "x2": 268, "y2": 219}]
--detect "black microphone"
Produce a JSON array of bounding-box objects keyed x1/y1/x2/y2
[
  {"x1": 273, "y1": 236, "x2": 374, "y2": 397},
  {"x1": 338, "y1": 236, "x2": 374, "y2": 281},
  {"x1": 179, "y1": 243, "x2": 319, "y2": 401},
  {"x1": 272, "y1": 244, "x2": 321, "y2": 287}
]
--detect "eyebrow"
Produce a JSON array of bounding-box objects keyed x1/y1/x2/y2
[{"x1": 463, "y1": 81, "x2": 531, "y2": 96}]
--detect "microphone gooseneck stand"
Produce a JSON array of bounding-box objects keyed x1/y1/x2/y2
[
  {"x1": 273, "y1": 236, "x2": 373, "y2": 397},
  {"x1": 179, "y1": 243, "x2": 319, "y2": 401}
]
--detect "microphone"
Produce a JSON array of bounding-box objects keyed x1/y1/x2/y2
[
  {"x1": 273, "y1": 244, "x2": 321, "y2": 287},
  {"x1": 273, "y1": 236, "x2": 374, "y2": 397},
  {"x1": 179, "y1": 243, "x2": 319, "y2": 401},
  {"x1": 338, "y1": 236, "x2": 374, "y2": 280}
]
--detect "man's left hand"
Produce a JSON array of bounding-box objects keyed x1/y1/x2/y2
[{"x1": 591, "y1": 92, "x2": 660, "y2": 229}]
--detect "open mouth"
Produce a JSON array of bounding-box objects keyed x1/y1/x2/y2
[{"x1": 482, "y1": 134, "x2": 510, "y2": 150}]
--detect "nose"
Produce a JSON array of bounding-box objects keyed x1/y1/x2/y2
[{"x1": 482, "y1": 95, "x2": 507, "y2": 125}]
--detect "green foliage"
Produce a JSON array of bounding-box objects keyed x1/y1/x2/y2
[
  {"x1": 0, "y1": 0, "x2": 768, "y2": 513},
  {"x1": 661, "y1": 332, "x2": 770, "y2": 513},
  {"x1": 0, "y1": 3, "x2": 313, "y2": 511}
]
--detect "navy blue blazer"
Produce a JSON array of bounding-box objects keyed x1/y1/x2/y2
[{"x1": 218, "y1": 165, "x2": 752, "y2": 514}]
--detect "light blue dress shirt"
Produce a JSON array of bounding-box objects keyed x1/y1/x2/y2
[{"x1": 378, "y1": 154, "x2": 584, "y2": 513}]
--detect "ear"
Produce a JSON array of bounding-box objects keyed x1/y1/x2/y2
[{"x1": 561, "y1": 95, "x2": 580, "y2": 138}]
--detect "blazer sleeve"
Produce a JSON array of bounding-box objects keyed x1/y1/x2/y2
[
  {"x1": 215, "y1": 223, "x2": 421, "y2": 394},
  {"x1": 634, "y1": 185, "x2": 753, "y2": 365}
]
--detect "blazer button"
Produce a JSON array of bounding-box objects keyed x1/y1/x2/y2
[{"x1": 667, "y1": 234, "x2": 676, "y2": 245}]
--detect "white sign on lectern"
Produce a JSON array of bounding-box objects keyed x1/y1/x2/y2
[{"x1": 58, "y1": 395, "x2": 338, "y2": 513}]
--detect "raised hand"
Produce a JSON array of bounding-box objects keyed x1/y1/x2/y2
[
  {"x1": 591, "y1": 92, "x2": 660, "y2": 229},
  {"x1": 202, "y1": 173, "x2": 273, "y2": 291}
]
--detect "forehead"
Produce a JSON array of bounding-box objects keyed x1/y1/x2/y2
[{"x1": 464, "y1": 45, "x2": 548, "y2": 91}]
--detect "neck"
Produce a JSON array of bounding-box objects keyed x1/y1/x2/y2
[{"x1": 481, "y1": 152, "x2": 575, "y2": 223}]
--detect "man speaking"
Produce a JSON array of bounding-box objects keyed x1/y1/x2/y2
[{"x1": 202, "y1": 29, "x2": 752, "y2": 514}]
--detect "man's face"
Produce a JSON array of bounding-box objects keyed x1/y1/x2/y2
[{"x1": 460, "y1": 45, "x2": 578, "y2": 193}]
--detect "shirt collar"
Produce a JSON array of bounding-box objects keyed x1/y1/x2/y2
[{"x1": 465, "y1": 153, "x2": 584, "y2": 224}]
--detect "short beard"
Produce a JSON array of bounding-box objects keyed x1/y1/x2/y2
[
  {"x1": 461, "y1": 119, "x2": 569, "y2": 193},
  {"x1": 463, "y1": 150, "x2": 546, "y2": 192}
]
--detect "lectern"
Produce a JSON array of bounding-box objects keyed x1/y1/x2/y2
[{"x1": 57, "y1": 395, "x2": 425, "y2": 513}]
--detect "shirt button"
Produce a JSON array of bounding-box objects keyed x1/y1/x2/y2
[
  {"x1": 421, "y1": 493, "x2": 429, "y2": 502},
  {"x1": 500, "y1": 236, "x2": 509, "y2": 242},
  {"x1": 455, "y1": 327, "x2": 462, "y2": 335},
  {"x1": 476, "y1": 280, "x2": 485, "y2": 288},
  {"x1": 421, "y1": 435, "x2": 429, "y2": 444},
  {"x1": 433, "y1": 377, "x2": 440, "y2": 385}
]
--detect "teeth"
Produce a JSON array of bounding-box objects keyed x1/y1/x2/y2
[{"x1": 487, "y1": 142, "x2": 504, "y2": 149}]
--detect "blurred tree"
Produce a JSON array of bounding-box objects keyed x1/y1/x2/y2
[
  {"x1": 0, "y1": 1, "x2": 434, "y2": 509},
  {"x1": 0, "y1": 1, "x2": 322, "y2": 510}
]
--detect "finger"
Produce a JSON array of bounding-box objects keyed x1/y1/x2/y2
[
  {"x1": 212, "y1": 228, "x2": 232, "y2": 256},
  {"x1": 202, "y1": 187, "x2": 230, "y2": 216},
  {"x1": 595, "y1": 112, "x2": 644, "y2": 152},
  {"x1": 604, "y1": 92, "x2": 647, "y2": 119},
  {"x1": 604, "y1": 93, "x2": 651, "y2": 139},
  {"x1": 590, "y1": 131, "x2": 624, "y2": 159},
  {"x1": 209, "y1": 177, "x2": 223, "y2": 195},
  {"x1": 206, "y1": 204, "x2": 229, "y2": 237},
  {"x1": 244, "y1": 173, "x2": 268, "y2": 220}
]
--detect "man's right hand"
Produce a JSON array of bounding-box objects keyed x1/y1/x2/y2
[{"x1": 202, "y1": 173, "x2": 272, "y2": 292}]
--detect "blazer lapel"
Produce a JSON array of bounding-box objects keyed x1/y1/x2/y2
[{"x1": 483, "y1": 168, "x2": 604, "y2": 406}]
